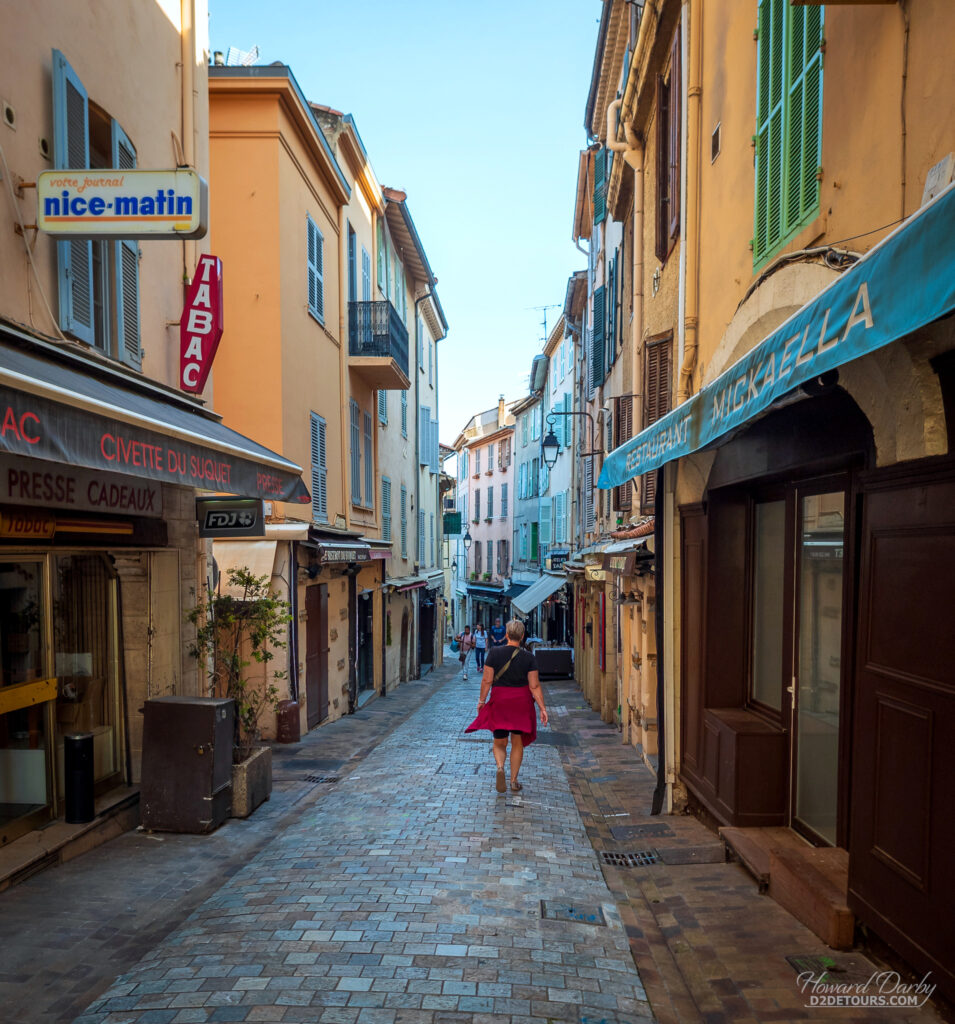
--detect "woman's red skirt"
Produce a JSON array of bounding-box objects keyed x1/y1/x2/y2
[{"x1": 465, "y1": 685, "x2": 537, "y2": 745}]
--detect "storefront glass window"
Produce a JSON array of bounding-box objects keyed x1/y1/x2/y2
[
  {"x1": 0, "y1": 561, "x2": 49, "y2": 831},
  {"x1": 53, "y1": 555, "x2": 117, "y2": 786},
  {"x1": 752, "y1": 500, "x2": 785, "y2": 711},
  {"x1": 795, "y1": 492, "x2": 844, "y2": 845}
]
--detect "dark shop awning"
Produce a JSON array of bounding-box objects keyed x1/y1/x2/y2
[
  {"x1": 0, "y1": 337, "x2": 309, "y2": 503},
  {"x1": 600, "y1": 182, "x2": 955, "y2": 488}
]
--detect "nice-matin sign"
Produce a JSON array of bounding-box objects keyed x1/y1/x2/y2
[
  {"x1": 37, "y1": 168, "x2": 208, "y2": 239},
  {"x1": 599, "y1": 182, "x2": 955, "y2": 489}
]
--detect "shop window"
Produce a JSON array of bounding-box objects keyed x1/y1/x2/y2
[
  {"x1": 751, "y1": 500, "x2": 785, "y2": 711},
  {"x1": 655, "y1": 26, "x2": 681, "y2": 262},
  {"x1": 753, "y1": 0, "x2": 824, "y2": 265},
  {"x1": 52, "y1": 50, "x2": 141, "y2": 367}
]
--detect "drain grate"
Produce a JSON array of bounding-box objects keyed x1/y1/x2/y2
[
  {"x1": 304, "y1": 774, "x2": 339, "y2": 784},
  {"x1": 600, "y1": 849, "x2": 660, "y2": 867}
]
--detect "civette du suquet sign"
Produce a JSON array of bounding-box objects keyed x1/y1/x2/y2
[{"x1": 0, "y1": 391, "x2": 310, "y2": 504}]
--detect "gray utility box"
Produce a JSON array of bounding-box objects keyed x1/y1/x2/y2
[{"x1": 140, "y1": 696, "x2": 234, "y2": 833}]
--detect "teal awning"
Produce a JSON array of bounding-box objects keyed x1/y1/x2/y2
[{"x1": 599, "y1": 183, "x2": 955, "y2": 488}]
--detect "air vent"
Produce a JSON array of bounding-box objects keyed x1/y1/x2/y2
[
  {"x1": 2, "y1": 102, "x2": 15, "y2": 130},
  {"x1": 304, "y1": 774, "x2": 339, "y2": 784},
  {"x1": 711, "y1": 122, "x2": 721, "y2": 163}
]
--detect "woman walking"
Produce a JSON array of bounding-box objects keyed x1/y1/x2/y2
[
  {"x1": 473, "y1": 623, "x2": 488, "y2": 670},
  {"x1": 465, "y1": 619, "x2": 548, "y2": 793},
  {"x1": 455, "y1": 625, "x2": 476, "y2": 680}
]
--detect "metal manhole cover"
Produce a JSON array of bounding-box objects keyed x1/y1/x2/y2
[
  {"x1": 610, "y1": 823, "x2": 674, "y2": 840},
  {"x1": 600, "y1": 850, "x2": 660, "y2": 867},
  {"x1": 303, "y1": 774, "x2": 339, "y2": 784},
  {"x1": 540, "y1": 900, "x2": 607, "y2": 926}
]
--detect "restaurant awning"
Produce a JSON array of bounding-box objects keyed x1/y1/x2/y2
[
  {"x1": 0, "y1": 333, "x2": 309, "y2": 502},
  {"x1": 511, "y1": 573, "x2": 567, "y2": 615},
  {"x1": 385, "y1": 574, "x2": 427, "y2": 592},
  {"x1": 599, "y1": 182, "x2": 955, "y2": 488}
]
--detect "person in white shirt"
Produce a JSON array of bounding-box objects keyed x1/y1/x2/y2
[{"x1": 473, "y1": 624, "x2": 488, "y2": 670}]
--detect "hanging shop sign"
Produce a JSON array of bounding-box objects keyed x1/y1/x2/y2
[
  {"x1": 316, "y1": 541, "x2": 370, "y2": 564},
  {"x1": 197, "y1": 498, "x2": 264, "y2": 538},
  {"x1": 180, "y1": 255, "x2": 224, "y2": 393},
  {"x1": 37, "y1": 169, "x2": 208, "y2": 239},
  {"x1": 585, "y1": 565, "x2": 607, "y2": 582},
  {"x1": 599, "y1": 182, "x2": 955, "y2": 488},
  {"x1": 0, "y1": 455, "x2": 162, "y2": 517}
]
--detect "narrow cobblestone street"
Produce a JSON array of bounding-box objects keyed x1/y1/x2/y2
[{"x1": 1, "y1": 658, "x2": 947, "y2": 1024}]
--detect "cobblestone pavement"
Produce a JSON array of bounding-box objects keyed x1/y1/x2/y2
[
  {"x1": 68, "y1": 661, "x2": 652, "y2": 1024},
  {"x1": 0, "y1": 675, "x2": 445, "y2": 1024}
]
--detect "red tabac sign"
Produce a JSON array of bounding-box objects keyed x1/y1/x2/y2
[{"x1": 180, "y1": 254, "x2": 223, "y2": 393}]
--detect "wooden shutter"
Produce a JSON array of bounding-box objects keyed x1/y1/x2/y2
[
  {"x1": 418, "y1": 511, "x2": 425, "y2": 563},
  {"x1": 362, "y1": 247, "x2": 371, "y2": 301},
  {"x1": 52, "y1": 50, "x2": 94, "y2": 344},
  {"x1": 613, "y1": 396, "x2": 634, "y2": 511},
  {"x1": 487, "y1": 486, "x2": 493, "y2": 518},
  {"x1": 590, "y1": 286, "x2": 605, "y2": 394},
  {"x1": 643, "y1": 336, "x2": 673, "y2": 511},
  {"x1": 378, "y1": 390, "x2": 387, "y2": 424},
  {"x1": 350, "y1": 400, "x2": 361, "y2": 503},
  {"x1": 754, "y1": 0, "x2": 786, "y2": 261},
  {"x1": 655, "y1": 70, "x2": 670, "y2": 262},
  {"x1": 310, "y1": 413, "x2": 327, "y2": 523},
  {"x1": 363, "y1": 412, "x2": 373, "y2": 507},
  {"x1": 584, "y1": 458, "x2": 595, "y2": 534},
  {"x1": 786, "y1": 4, "x2": 823, "y2": 230},
  {"x1": 501, "y1": 482, "x2": 508, "y2": 518},
  {"x1": 593, "y1": 147, "x2": 607, "y2": 225},
  {"x1": 668, "y1": 24, "x2": 682, "y2": 243},
  {"x1": 112, "y1": 122, "x2": 141, "y2": 368},
  {"x1": 382, "y1": 477, "x2": 392, "y2": 540}
]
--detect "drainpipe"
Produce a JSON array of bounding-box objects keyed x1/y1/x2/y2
[
  {"x1": 677, "y1": 0, "x2": 703, "y2": 401},
  {"x1": 180, "y1": 0, "x2": 197, "y2": 280},
  {"x1": 413, "y1": 288, "x2": 432, "y2": 678},
  {"x1": 339, "y1": 205, "x2": 350, "y2": 530}
]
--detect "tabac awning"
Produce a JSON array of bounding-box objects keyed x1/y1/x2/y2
[
  {"x1": 0, "y1": 333, "x2": 309, "y2": 502},
  {"x1": 511, "y1": 573, "x2": 567, "y2": 615},
  {"x1": 599, "y1": 182, "x2": 955, "y2": 488}
]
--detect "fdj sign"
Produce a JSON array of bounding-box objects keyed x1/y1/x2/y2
[
  {"x1": 197, "y1": 498, "x2": 264, "y2": 538},
  {"x1": 180, "y1": 255, "x2": 224, "y2": 393},
  {"x1": 37, "y1": 169, "x2": 208, "y2": 239}
]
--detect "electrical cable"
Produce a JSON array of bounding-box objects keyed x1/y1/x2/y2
[{"x1": 0, "y1": 136, "x2": 71, "y2": 342}]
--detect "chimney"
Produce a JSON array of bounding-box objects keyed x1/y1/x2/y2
[{"x1": 498, "y1": 394, "x2": 505, "y2": 427}]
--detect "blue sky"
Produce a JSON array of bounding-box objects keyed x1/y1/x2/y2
[{"x1": 208, "y1": 0, "x2": 596, "y2": 442}]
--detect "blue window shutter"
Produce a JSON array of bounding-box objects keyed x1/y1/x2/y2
[
  {"x1": 593, "y1": 147, "x2": 607, "y2": 225},
  {"x1": 382, "y1": 477, "x2": 392, "y2": 540},
  {"x1": 307, "y1": 215, "x2": 324, "y2": 323},
  {"x1": 112, "y1": 121, "x2": 141, "y2": 369},
  {"x1": 310, "y1": 413, "x2": 327, "y2": 523},
  {"x1": 52, "y1": 50, "x2": 94, "y2": 344},
  {"x1": 400, "y1": 390, "x2": 408, "y2": 437},
  {"x1": 378, "y1": 390, "x2": 388, "y2": 424},
  {"x1": 363, "y1": 411, "x2": 373, "y2": 507},
  {"x1": 607, "y1": 258, "x2": 616, "y2": 369}
]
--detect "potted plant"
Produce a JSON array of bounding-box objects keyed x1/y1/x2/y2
[
  {"x1": 470, "y1": 571, "x2": 479, "y2": 581},
  {"x1": 188, "y1": 567, "x2": 290, "y2": 818},
  {"x1": 482, "y1": 572, "x2": 491, "y2": 581}
]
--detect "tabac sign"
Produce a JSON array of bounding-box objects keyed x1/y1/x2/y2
[
  {"x1": 37, "y1": 169, "x2": 208, "y2": 239},
  {"x1": 180, "y1": 255, "x2": 224, "y2": 393}
]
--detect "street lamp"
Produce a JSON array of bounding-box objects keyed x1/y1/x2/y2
[
  {"x1": 463, "y1": 528, "x2": 472, "y2": 552},
  {"x1": 541, "y1": 427, "x2": 560, "y2": 469}
]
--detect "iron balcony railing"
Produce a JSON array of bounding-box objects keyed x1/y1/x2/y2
[{"x1": 347, "y1": 300, "x2": 410, "y2": 377}]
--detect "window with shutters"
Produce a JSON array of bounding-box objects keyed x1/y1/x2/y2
[
  {"x1": 310, "y1": 413, "x2": 328, "y2": 524},
  {"x1": 754, "y1": 1, "x2": 824, "y2": 265},
  {"x1": 486, "y1": 539, "x2": 493, "y2": 574},
  {"x1": 593, "y1": 147, "x2": 607, "y2": 225},
  {"x1": 306, "y1": 214, "x2": 325, "y2": 324},
  {"x1": 590, "y1": 287, "x2": 606, "y2": 394},
  {"x1": 378, "y1": 390, "x2": 388, "y2": 424},
  {"x1": 362, "y1": 246, "x2": 371, "y2": 301},
  {"x1": 540, "y1": 498, "x2": 552, "y2": 552},
  {"x1": 607, "y1": 257, "x2": 617, "y2": 370},
  {"x1": 400, "y1": 486, "x2": 408, "y2": 557},
  {"x1": 487, "y1": 486, "x2": 494, "y2": 519},
  {"x1": 498, "y1": 437, "x2": 511, "y2": 469},
  {"x1": 501, "y1": 482, "x2": 508, "y2": 518},
  {"x1": 430, "y1": 514, "x2": 435, "y2": 566},
  {"x1": 381, "y1": 477, "x2": 392, "y2": 540},
  {"x1": 418, "y1": 510, "x2": 425, "y2": 563},
  {"x1": 52, "y1": 50, "x2": 141, "y2": 367},
  {"x1": 363, "y1": 411, "x2": 373, "y2": 508},
  {"x1": 474, "y1": 489, "x2": 481, "y2": 521},
  {"x1": 350, "y1": 400, "x2": 362, "y2": 504},
  {"x1": 613, "y1": 396, "x2": 634, "y2": 512},
  {"x1": 487, "y1": 442, "x2": 494, "y2": 468},
  {"x1": 642, "y1": 334, "x2": 673, "y2": 512},
  {"x1": 655, "y1": 26, "x2": 682, "y2": 262},
  {"x1": 521, "y1": 415, "x2": 528, "y2": 447},
  {"x1": 584, "y1": 458, "x2": 596, "y2": 534},
  {"x1": 475, "y1": 448, "x2": 481, "y2": 474},
  {"x1": 428, "y1": 339, "x2": 433, "y2": 385},
  {"x1": 474, "y1": 541, "x2": 482, "y2": 575},
  {"x1": 401, "y1": 390, "x2": 408, "y2": 437}
]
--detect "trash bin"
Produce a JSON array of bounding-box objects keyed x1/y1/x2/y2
[
  {"x1": 275, "y1": 699, "x2": 300, "y2": 744},
  {"x1": 64, "y1": 732, "x2": 95, "y2": 824}
]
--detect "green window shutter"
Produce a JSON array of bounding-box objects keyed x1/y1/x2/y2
[
  {"x1": 593, "y1": 147, "x2": 607, "y2": 225},
  {"x1": 112, "y1": 121, "x2": 141, "y2": 369},
  {"x1": 607, "y1": 258, "x2": 616, "y2": 368},
  {"x1": 52, "y1": 50, "x2": 94, "y2": 345},
  {"x1": 590, "y1": 286, "x2": 606, "y2": 394},
  {"x1": 382, "y1": 477, "x2": 392, "y2": 540},
  {"x1": 378, "y1": 390, "x2": 388, "y2": 424},
  {"x1": 754, "y1": 0, "x2": 823, "y2": 265}
]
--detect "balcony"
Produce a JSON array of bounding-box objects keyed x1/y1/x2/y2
[{"x1": 348, "y1": 301, "x2": 410, "y2": 389}]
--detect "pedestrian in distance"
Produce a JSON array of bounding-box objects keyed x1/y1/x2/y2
[
  {"x1": 455, "y1": 625, "x2": 476, "y2": 680},
  {"x1": 465, "y1": 619, "x2": 548, "y2": 793},
  {"x1": 489, "y1": 616, "x2": 507, "y2": 648},
  {"x1": 473, "y1": 622, "x2": 488, "y2": 670}
]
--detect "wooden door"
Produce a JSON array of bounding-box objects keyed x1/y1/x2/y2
[
  {"x1": 849, "y1": 461, "x2": 955, "y2": 1002},
  {"x1": 305, "y1": 584, "x2": 328, "y2": 729}
]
